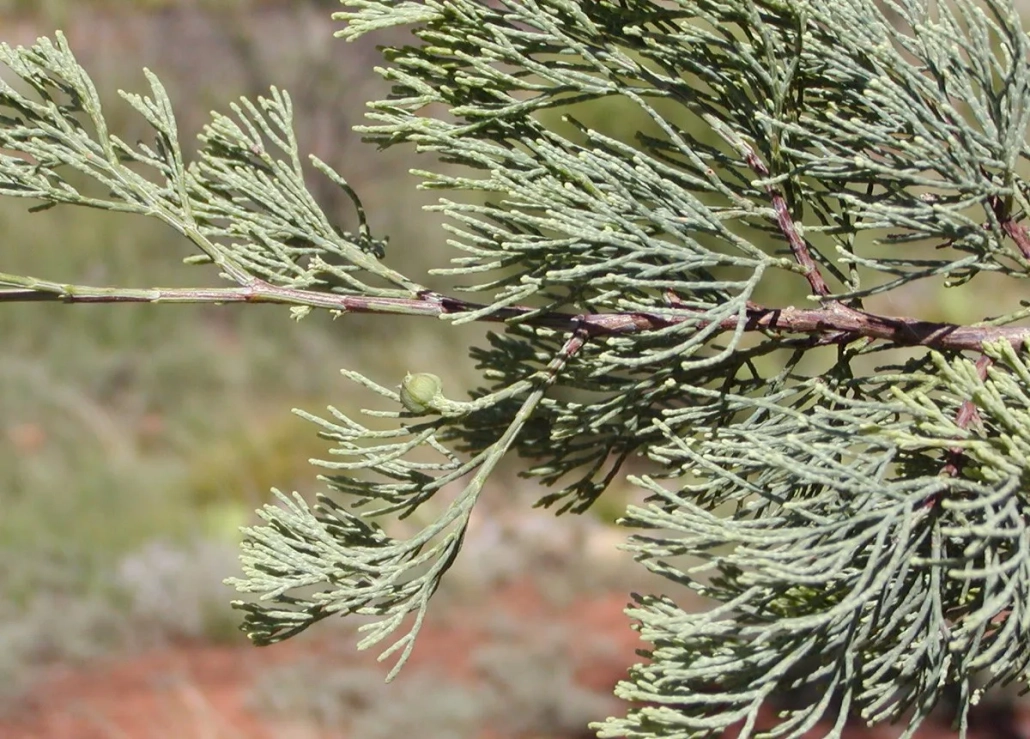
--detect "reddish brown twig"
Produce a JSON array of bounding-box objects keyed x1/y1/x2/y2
[
  {"x1": 2, "y1": 280, "x2": 1028, "y2": 353},
  {"x1": 741, "y1": 147, "x2": 833, "y2": 299},
  {"x1": 988, "y1": 194, "x2": 1030, "y2": 261}
]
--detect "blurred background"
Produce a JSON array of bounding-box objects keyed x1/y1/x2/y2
[{"x1": 1, "y1": 1, "x2": 1028, "y2": 738}]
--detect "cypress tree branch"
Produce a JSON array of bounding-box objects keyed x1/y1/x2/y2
[
  {"x1": 740, "y1": 142, "x2": 834, "y2": 300},
  {"x1": 3, "y1": 274, "x2": 1028, "y2": 352},
  {"x1": 6, "y1": 1, "x2": 1030, "y2": 736},
  {"x1": 990, "y1": 193, "x2": 1030, "y2": 260}
]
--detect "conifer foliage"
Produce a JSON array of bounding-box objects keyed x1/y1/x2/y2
[{"x1": 3, "y1": 0, "x2": 1030, "y2": 736}]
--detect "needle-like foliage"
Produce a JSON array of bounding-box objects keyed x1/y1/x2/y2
[{"x1": 3, "y1": 0, "x2": 1030, "y2": 736}]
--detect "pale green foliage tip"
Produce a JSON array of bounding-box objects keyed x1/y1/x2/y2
[{"x1": 1, "y1": 1, "x2": 1030, "y2": 738}]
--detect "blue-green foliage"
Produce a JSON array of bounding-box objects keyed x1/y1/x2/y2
[{"x1": 3, "y1": 1, "x2": 1030, "y2": 737}]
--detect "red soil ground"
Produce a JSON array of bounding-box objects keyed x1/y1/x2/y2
[{"x1": 0, "y1": 580, "x2": 1025, "y2": 739}]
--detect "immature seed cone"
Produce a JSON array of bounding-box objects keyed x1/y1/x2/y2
[{"x1": 399, "y1": 372, "x2": 443, "y2": 414}]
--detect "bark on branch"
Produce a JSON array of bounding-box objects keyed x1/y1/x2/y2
[{"x1": 2, "y1": 276, "x2": 1027, "y2": 353}]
